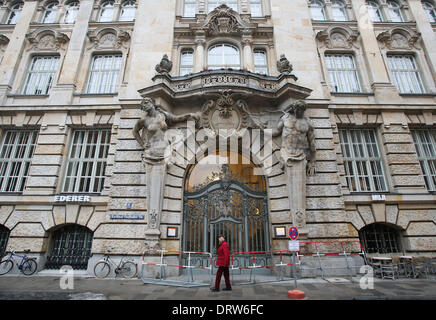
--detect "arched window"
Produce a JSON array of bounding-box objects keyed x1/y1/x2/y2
[
  {"x1": 367, "y1": 1, "x2": 383, "y2": 22},
  {"x1": 422, "y1": 1, "x2": 436, "y2": 22},
  {"x1": 6, "y1": 1, "x2": 24, "y2": 25},
  {"x1": 208, "y1": 44, "x2": 240, "y2": 70},
  {"x1": 98, "y1": 0, "x2": 115, "y2": 22},
  {"x1": 0, "y1": 225, "x2": 10, "y2": 258},
  {"x1": 309, "y1": 0, "x2": 326, "y2": 21},
  {"x1": 64, "y1": 1, "x2": 79, "y2": 24},
  {"x1": 253, "y1": 49, "x2": 268, "y2": 75},
  {"x1": 208, "y1": 0, "x2": 238, "y2": 13},
  {"x1": 42, "y1": 1, "x2": 59, "y2": 24},
  {"x1": 387, "y1": 0, "x2": 404, "y2": 22},
  {"x1": 119, "y1": 0, "x2": 136, "y2": 21},
  {"x1": 45, "y1": 224, "x2": 94, "y2": 270},
  {"x1": 359, "y1": 223, "x2": 402, "y2": 254},
  {"x1": 184, "y1": 0, "x2": 196, "y2": 17},
  {"x1": 180, "y1": 49, "x2": 194, "y2": 76},
  {"x1": 331, "y1": 0, "x2": 348, "y2": 21}
]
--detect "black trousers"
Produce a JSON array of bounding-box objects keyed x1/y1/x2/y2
[{"x1": 215, "y1": 266, "x2": 231, "y2": 290}]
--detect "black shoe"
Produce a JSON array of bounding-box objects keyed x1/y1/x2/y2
[
  {"x1": 223, "y1": 288, "x2": 232, "y2": 291},
  {"x1": 210, "y1": 288, "x2": 219, "y2": 292}
]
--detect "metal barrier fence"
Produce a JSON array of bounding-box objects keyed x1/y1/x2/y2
[
  {"x1": 140, "y1": 240, "x2": 366, "y2": 287},
  {"x1": 141, "y1": 249, "x2": 213, "y2": 287}
]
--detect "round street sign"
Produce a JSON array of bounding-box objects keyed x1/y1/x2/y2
[{"x1": 289, "y1": 226, "x2": 299, "y2": 240}]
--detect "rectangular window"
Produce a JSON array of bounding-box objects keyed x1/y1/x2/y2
[
  {"x1": 23, "y1": 56, "x2": 59, "y2": 95},
  {"x1": 180, "y1": 50, "x2": 194, "y2": 76},
  {"x1": 250, "y1": 0, "x2": 262, "y2": 17},
  {"x1": 339, "y1": 128, "x2": 387, "y2": 192},
  {"x1": 0, "y1": 130, "x2": 38, "y2": 192},
  {"x1": 411, "y1": 129, "x2": 436, "y2": 191},
  {"x1": 184, "y1": 0, "x2": 196, "y2": 17},
  {"x1": 253, "y1": 49, "x2": 268, "y2": 75},
  {"x1": 87, "y1": 54, "x2": 122, "y2": 94},
  {"x1": 325, "y1": 54, "x2": 361, "y2": 93},
  {"x1": 387, "y1": 55, "x2": 425, "y2": 94},
  {"x1": 63, "y1": 129, "x2": 111, "y2": 193},
  {"x1": 208, "y1": 0, "x2": 238, "y2": 12}
]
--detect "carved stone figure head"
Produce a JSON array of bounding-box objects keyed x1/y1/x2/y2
[
  {"x1": 294, "y1": 100, "x2": 307, "y2": 119},
  {"x1": 141, "y1": 97, "x2": 156, "y2": 114}
]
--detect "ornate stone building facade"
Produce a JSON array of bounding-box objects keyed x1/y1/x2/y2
[{"x1": 0, "y1": 0, "x2": 435, "y2": 275}]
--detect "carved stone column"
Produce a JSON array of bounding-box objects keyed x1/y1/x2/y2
[
  {"x1": 144, "y1": 158, "x2": 167, "y2": 251},
  {"x1": 195, "y1": 35, "x2": 206, "y2": 72},
  {"x1": 242, "y1": 35, "x2": 254, "y2": 72},
  {"x1": 283, "y1": 157, "x2": 308, "y2": 236}
]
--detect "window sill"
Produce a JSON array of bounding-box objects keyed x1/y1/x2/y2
[
  {"x1": 73, "y1": 92, "x2": 118, "y2": 97},
  {"x1": 399, "y1": 93, "x2": 436, "y2": 97},
  {"x1": 6, "y1": 94, "x2": 49, "y2": 98},
  {"x1": 330, "y1": 92, "x2": 374, "y2": 96}
]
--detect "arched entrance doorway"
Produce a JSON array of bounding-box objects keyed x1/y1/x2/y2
[
  {"x1": 45, "y1": 224, "x2": 93, "y2": 270},
  {"x1": 182, "y1": 151, "x2": 270, "y2": 271}
]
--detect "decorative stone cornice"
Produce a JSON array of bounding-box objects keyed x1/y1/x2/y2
[
  {"x1": 187, "y1": 4, "x2": 262, "y2": 38},
  {"x1": 87, "y1": 27, "x2": 131, "y2": 50},
  {"x1": 376, "y1": 26, "x2": 421, "y2": 50},
  {"x1": 316, "y1": 25, "x2": 360, "y2": 49},
  {"x1": 26, "y1": 28, "x2": 69, "y2": 51}
]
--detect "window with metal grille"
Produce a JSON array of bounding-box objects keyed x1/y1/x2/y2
[
  {"x1": 0, "y1": 130, "x2": 38, "y2": 193},
  {"x1": 253, "y1": 49, "x2": 268, "y2": 75},
  {"x1": 325, "y1": 54, "x2": 361, "y2": 93},
  {"x1": 184, "y1": 0, "x2": 196, "y2": 17},
  {"x1": 23, "y1": 56, "x2": 60, "y2": 95},
  {"x1": 208, "y1": 0, "x2": 238, "y2": 12},
  {"x1": 250, "y1": 0, "x2": 262, "y2": 17},
  {"x1": 45, "y1": 224, "x2": 93, "y2": 270},
  {"x1": 359, "y1": 223, "x2": 402, "y2": 254},
  {"x1": 180, "y1": 49, "x2": 194, "y2": 76},
  {"x1": 63, "y1": 129, "x2": 111, "y2": 193},
  {"x1": 208, "y1": 44, "x2": 240, "y2": 70},
  {"x1": 86, "y1": 54, "x2": 122, "y2": 94},
  {"x1": 411, "y1": 129, "x2": 436, "y2": 191},
  {"x1": 387, "y1": 54, "x2": 425, "y2": 94},
  {"x1": 339, "y1": 128, "x2": 387, "y2": 192},
  {"x1": 0, "y1": 225, "x2": 10, "y2": 258}
]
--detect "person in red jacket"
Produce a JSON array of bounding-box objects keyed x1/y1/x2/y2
[{"x1": 211, "y1": 235, "x2": 232, "y2": 291}]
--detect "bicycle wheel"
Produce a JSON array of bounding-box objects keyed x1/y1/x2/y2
[
  {"x1": 0, "y1": 260, "x2": 13, "y2": 275},
  {"x1": 21, "y1": 259, "x2": 37, "y2": 276},
  {"x1": 94, "y1": 261, "x2": 111, "y2": 278},
  {"x1": 120, "y1": 261, "x2": 137, "y2": 278}
]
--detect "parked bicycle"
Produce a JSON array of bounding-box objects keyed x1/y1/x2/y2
[
  {"x1": 94, "y1": 250, "x2": 137, "y2": 279},
  {"x1": 0, "y1": 249, "x2": 38, "y2": 276}
]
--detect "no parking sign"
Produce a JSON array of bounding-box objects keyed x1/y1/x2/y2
[{"x1": 289, "y1": 226, "x2": 299, "y2": 240}]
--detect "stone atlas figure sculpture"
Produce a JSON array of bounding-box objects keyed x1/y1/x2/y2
[
  {"x1": 133, "y1": 97, "x2": 199, "y2": 250},
  {"x1": 272, "y1": 100, "x2": 316, "y2": 233}
]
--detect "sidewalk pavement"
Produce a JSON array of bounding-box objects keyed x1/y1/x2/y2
[{"x1": 0, "y1": 274, "x2": 436, "y2": 300}]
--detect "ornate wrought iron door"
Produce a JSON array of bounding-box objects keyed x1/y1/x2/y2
[{"x1": 183, "y1": 179, "x2": 270, "y2": 270}]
